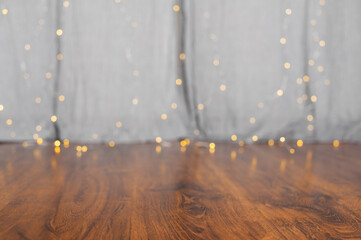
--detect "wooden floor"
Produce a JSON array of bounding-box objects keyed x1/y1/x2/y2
[{"x1": 0, "y1": 142, "x2": 361, "y2": 239}]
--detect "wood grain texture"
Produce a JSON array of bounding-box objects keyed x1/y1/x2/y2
[{"x1": 0, "y1": 142, "x2": 361, "y2": 239}]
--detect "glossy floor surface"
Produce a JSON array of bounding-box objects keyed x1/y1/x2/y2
[{"x1": 0, "y1": 142, "x2": 360, "y2": 239}]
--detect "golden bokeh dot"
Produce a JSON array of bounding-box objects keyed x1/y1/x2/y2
[
  {"x1": 56, "y1": 29, "x2": 63, "y2": 36},
  {"x1": 277, "y1": 89, "x2": 284, "y2": 96},
  {"x1": 35, "y1": 97, "x2": 42, "y2": 104},
  {"x1": 231, "y1": 135, "x2": 237, "y2": 141},
  {"x1": 58, "y1": 95, "x2": 65, "y2": 102},
  {"x1": 24, "y1": 44, "x2": 31, "y2": 51},
  {"x1": 280, "y1": 137, "x2": 285, "y2": 143},
  {"x1": 33, "y1": 134, "x2": 39, "y2": 140},
  {"x1": 92, "y1": 133, "x2": 98, "y2": 139},
  {"x1": 54, "y1": 146, "x2": 61, "y2": 154},
  {"x1": 238, "y1": 141, "x2": 245, "y2": 147},
  {"x1": 307, "y1": 114, "x2": 314, "y2": 121},
  {"x1": 290, "y1": 148, "x2": 295, "y2": 154},
  {"x1": 23, "y1": 141, "x2": 28, "y2": 148},
  {"x1": 280, "y1": 37, "x2": 287, "y2": 44},
  {"x1": 176, "y1": 78, "x2": 182, "y2": 85},
  {"x1": 268, "y1": 139, "x2": 274, "y2": 146},
  {"x1": 284, "y1": 62, "x2": 291, "y2": 69},
  {"x1": 213, "y1": 59, "x2": 220, "y2": 66},
  {"x1": 209, "y1": 142, "x2": 215, "y2": 149},
  {"x1": 109, "y1": 141, "x2": 115, "y2": 147},
  {"x1": 132, "y1": 98, "x2": 138, "y2": 105},
  {"x1": 249, "y1": 117, "x2": 256, "y2": 124},
  {"x1": 82, "y1": 146, "x2": 88, "y2": 152},
  {"x1": 155, "y1": 145, "x2": 162, "y2": 153},
  {"x1": 219, "y1": 84, "x2": 226, "y2": 91},
  {"x1": 116, "y1": 121, "x2": 122, "y2": 128},
  {"x1": 76, "y1": 145, "x2": 82, "y2": 152},
  {"x1": 0, "y1": 104, "x2": 3, "y2": 111},
  {"x1": 285, "y1": 8, "x2": 292, "y2": 15},
  {"x1": 310, "y1": 19, "x2": 317, "y2": 26},
  {"x1": 307, "y1": 124, "x2": 314, "y2": 131},
  {"x1": 197, "y1": 104, "x2": 204, "y2": 110},
  {"x1": 303, "y1": 75, "x2": 310, "y2": 82},
  {"x1": 333, "y1": 140, "x2": 340, "y2": 148},
  {"x1": 64, "y1": 139, "x2": 70, "y2": 148},
  {"x1": 179, "y1": 53, "x2": 186, "y2": 60},
  {"x1": 297, "y1": 140, "x2": 303, "y2": 147},
  {"x1": 173, "y1": 5, "x2": 180, "y2": 12},
  {"x1": 297, "y1": 77, "x2": 303, "y2": 85},
  {"x1": 63, "y1": 1, "x2": 70, "y2": 7},
  {"x1": 171, "y1": 102, "x2": 178, "y2": 109},
  {"x1": 37, "y1": 138, "x2": 43, "y2": 145},
  {"x1": 156, "y1": 137, "x2": 162, "y2": 143},
  {"x1": 6, "y1": 119, "x2": 13, "y2": 125},
  {"x1": 258, "y1": 102, "x2": 264, "y2": 109},
  {"x1": 161, "y1": 114, "x2": 167, "y2": 120},
  {"x1": 319, "y1": 40, "x2": 326, "y2": 47},
  {"x1": 317, "y1": 66, "x2": 324, "y2": 72},
  {"x1": 36, "y1": 125, "x2": 42, "y2": 132},
  {"x1": 51, "y1": 115, "x2": 57, "y2": 122},
  {"x1": 45, "y1": 72, "x2": 52, "y2": 79},
  {"x1": 2, "y1": 8, "x2": 9, "y2": 15},
  {"x1": 54, "y1": 140, "x2": 61, "y2": 147},
  {"x1": 57, "y1": 53, "x2": 63, "y2": 60},
  {"x1": 252, "y1": 135, "x2": 258, "y2": 142},
  {"x1": 308, "y1": 59, "x2": 315, "y2": 66},
  {"x1": 311, "y1": 95, "x2": 317, "y2": 102}
]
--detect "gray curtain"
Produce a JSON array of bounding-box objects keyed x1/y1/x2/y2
[{"x1": 1, "y1": 0, "x2": 360, "y2": 143}]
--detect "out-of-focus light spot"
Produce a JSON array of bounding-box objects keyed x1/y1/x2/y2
[
  {"x1": 280, "y1": 38, "x2": 287, "y2": 44},
  {"x1": 171, "y1": 102, "x2": 177, "y2": 109},
  {"x1": 310, "y1": 19, "x2": 317, "y2": 26},
  {"x1": 280, "y1": 137, "x2": 286, "y2": 142},
  {"x1": 116, "y1": 121, "x2": 122, "y2": 128},
  {"x1": 197, "y1": 104, "x2": 204, "y2": 110},
  {"x1": 173, "y1": 5, "x2": 180, "y2": 12},
  {"x1": 277, "y1": 89, "x2": 284, "y2": 96},
  {"x1": 57, "y1": 53, "x2": 63, "y2": 60},
  {"x1": 249, "y1": 117, "x2": 256, "y2": 124},
  {"x1": 219, "y1": 84, "x2": 226, "y2": 91},
  {"x1": 308, "y1": 59, "x2": 315, "y2": 66},
  {"x1": 297, "y1": 78, "x2": 303, "y2": 85},
  {"x1": 0, "y1": 105, "x2": 3, "y2": 111},
  {"x1": 297, "y1": 140, "x2": 303, "y2": 147},
  {"x1": 213, "y1": 59, "x2": 220, "y2": 66},
  {"x1": 258, "y1": 102, "x2": 264, "y2": 109},
  {"x1": 51, "y1": 115, "x2": 57, "y2": 122},
  {"x1": 54, "y1": 146, "x2": 61, "y2": 154},
  {"x1": 156, "y1": 145, "x2": 162, "y2": 153},
  {"x1": 45, "y1": 72, "x2": 52, "y2": 79},
  {"x1": 156, "y1": 137, "x2": 162, "y2": 143},
  {"x1": 56, "y1": 29, "x2": 63, "y2": 36},
  {"x1": 81, "y1": 146, "x2": 87, "y2": 152},
  {"x1": 311, "y1": 95, "x2": 317, "y2": 102},
  {"x1": 284, "y1": 62, "x2": 291, "y2": 69},
  {"x1": 333, "y1": 140, "x2": 340, "y2": 148},
  {"x1": 54, "y1": 140, "x2": 61, "y2": 147},
  {"x1": 231, "y1": 135, "x2": 237, "y2": 141},
  {"x1": 179, "y1": 53, "x2": 186, "y2": 60},
  {"x1": 161, "y1": 114, "x2": 167, "y2": 120},
  {"x1": 238, "y1": 141, "x2": 244, "y2": 147},
  {"x1": 35, "y1": 97, "x2": 42, "y2": 104},
  {"x1": 6, "y1": 119, "x2": 12, "y2": 125},
  {"x1": 2, "y1": 9, "x2": 8, "y2": 15},
  {"x1": 176, "y1": 78, "x2": 182, "y2": 85},
  {"x1": 231, "y1": 151, "x2": 237, "y2": 160},
  {"x1": 303, "y1": 75, "x2": 310, "y2": 82},
  {"x1": 24, "y1": 44, "x2": 31, "y2": 51},
  {"x1": 290, "y1": 148, "x2": 295, "y2": 154},
  {"x1": 319, "y1": 40, "x2": 326, "y2": 47},
  {"x1": 58, "y1": 95, "x2": 65, "y2": 102},
  {"x1": 285, "y1": 9, "x2": 292, "y2": 15},
  {"x1": 308, "y1": 124, "x2": 314, "y2": 131},
  {"x1": 132, "y1": 98, "x2": 138, "y2": 105},
  {"x1": 209, "y1": 142, "x2": 215, "y2": 149},
  {"x1": 307, "y1": 115, "x2": 314, "y2": 121},
  {"x1": 268, "y1": 139, "x2": 274, "y2": 146},
  {"x1": 252, "y1": 135, "x2": 258, "y2": 142},
  {"x1": 63, "y1": 1, "x2": 70, "y2": 7},
  {"x1": 37, "y1": 138, "x2": 43, "y2": 145},
  {"x1": 64, "y1": 139, "x2": 69, "y2": 148},
  {"x1": 109, "y1": 141, "x2": 115, "y2": 147}
]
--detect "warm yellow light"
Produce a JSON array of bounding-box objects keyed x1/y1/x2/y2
[
  {"x1": 249, "y1": 117, "x2": 256, "y2": 124},
  {"x1": 93, "y1": 134, "x2": 98, "y2": 139},
  {"x1": 109, "y1": 141, "x2": 115, "y2": 147},
  {"x1": 308, "y1": 124, "x2": 314, "y2": 131},
  {"x1": 6, "y1": 119, "x2": 12, "y2": 125},
  {"x1": 280, "y1": 137, "x2": 285, "y2": 142},
  {"x1": 303, "y1": 75, "x2": 310, "y2": 82},
  {"x1": 23, "y1": 141, "x2": 28, "y2": 148},
  {"x1": 285, "y1": 8, "x2": 292, "y2": 15},
  {"x1": 63, "y1": 1, "x2": 70, "y2": 7},
  {"x1": 171, "y1": 103, "x2": 177, "y2": 109},
  {"x1": 54, "y1": 140, "x2": 61, "y2": 147},
  {"x1": 76, "y1": 146, "x2": 82, "y2": 152},
  {"x1": 33, "y1": 134, "x2": 39, "y2": 140},
  {"x1": 24, "y1": 44, "x2": 31, "y2": 51},
  {"x1": 155, "y1": 145, "x2": 162, "y2": 153},
  {"x1": 176, "y1": 78, "x2": 182, "y2": 85},
  {"x1": 45, "y1": 72, "x2": 52, "y2": 79},
  {"x1": 252, "y1": 135, "x2": 258, "y2": 142},
  {"x1": 56, "y1": 29, "x2": 63, "y2": 36},
  {"x1": 81, "y1": 146, "x2": 87, "y2": 152},
  {"x1": 197, "y1": 104, "x2": 204, "y2": 110},
  {"x1": 209, "y1": 148, "x2": 215, "y2": 154},
  {"x1": 297, "y1": 140, "x2": 303, "y2": 147},
  {"x1": 116, "y1": 121, "x2": 122, "y2": 128},
  {"x1": 179, "y1": 53, "x2": 186, "y2": 60},
  {"x1": 173, "y1": 5, "x2": 180, "y2": 12},
  {"x1": 231, "y1": 151, "x2": 237, "y2": 160},
  {"x1": 132, "y1": 98, "x2": 138, "y2": 105},
  {"x1": 310, "y1": 95, "x2": 317, "y2": 102},
  {"x1": 308, "y1": 59, "x2": 315, "y2": 66},
  {"x1": 57, "y1": 53, "x2": 63, "y2": 60},
  {"x1": 58, "y1": 95, "x2": 65, "y2": 102},
  {"x1": 280, "y1": 38, "x2": 287, "y2": 44},
  {"x1": 296, "y1": 78, "x2": 303, "y2": 85},
  {"x1": 319, "y1": 40, "x2": 326, "y2": 47},
  {"x1": 35, "y1": 97, "x2": 41, "y2": 104},
  {"x1": 277, "y1": 89, "x2": 284, "y2": 96},
  {"x1": 307, "y1": 115, "x2": 313, "y2": 121},
  {"x1": 317, "y1": 66, "x2": 324, "y2": 72},
  {"x1": 268, "y1": 139, "x2": 274, "y2": 146},
  {"x1": 238, "y1": 141, "x2": 244, "y2": 147},
  {"x1": 64, "y1": 139, "x2": 69, "y2": 148},
  {"x1": 36, "y1": 125, "x2": 42, "y2": 132},
  {"x1": 284, "y1": 62, "x2": 291, "y2": 69},
  {"x1": 2, "y1": 9, "x2": 8, "y2": 15},
  {"x1": 290, "y1": 148, "x2": 295, "y2": 154},
  {"x1": 37, "y1": 138, "x2": 43, "y2": 145},
  {"x1": 156, "y1": 137, "x2": 162, "y2": 143},
  {"x1": 213, "y1": 59, "x2": 220, "y2": 66},
  {"x1": 54, "y1": 146, "x2": 61, "y2": 154},
  {"x1": 161, "y1": 114, "x2": 167, "y2": 120},
  {"x1": 0, "y1": 104, "x2": 3, "y2": 111},
  {"x1": 51, "y1": 115, "x2": 57, "y2": 122},
  {"x1": 310, "y1": 19, "x2": 317, "y2": 26},
  {"x1": 231, "y1": 135, "x2": 237, "y2": 141},
  {"x1": 209, "y1": 142, "x2": 215, "y2": 149},
  {"x1": 219, "y1": 84, "x2": 226, "y2": 91},
  {"x1": 333, "y1": 140, "x2": 340, "y2": 148}
]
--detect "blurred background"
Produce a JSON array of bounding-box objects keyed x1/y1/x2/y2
[{"x1": 1, "y1": 0, "x2": 361, "y2": 144}]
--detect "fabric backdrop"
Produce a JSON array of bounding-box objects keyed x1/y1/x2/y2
[{"x1": 1, "y1": 0, "x2": 360, "y2": 143}]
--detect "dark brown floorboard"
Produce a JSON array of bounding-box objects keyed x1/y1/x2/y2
[{"x1": 0, "y1": 142, "x2": 360, "y2": 239}]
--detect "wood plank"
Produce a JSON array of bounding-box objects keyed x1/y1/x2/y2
[{"x1": 0, "y1": 142, "x2": 360, "y2": 239}]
